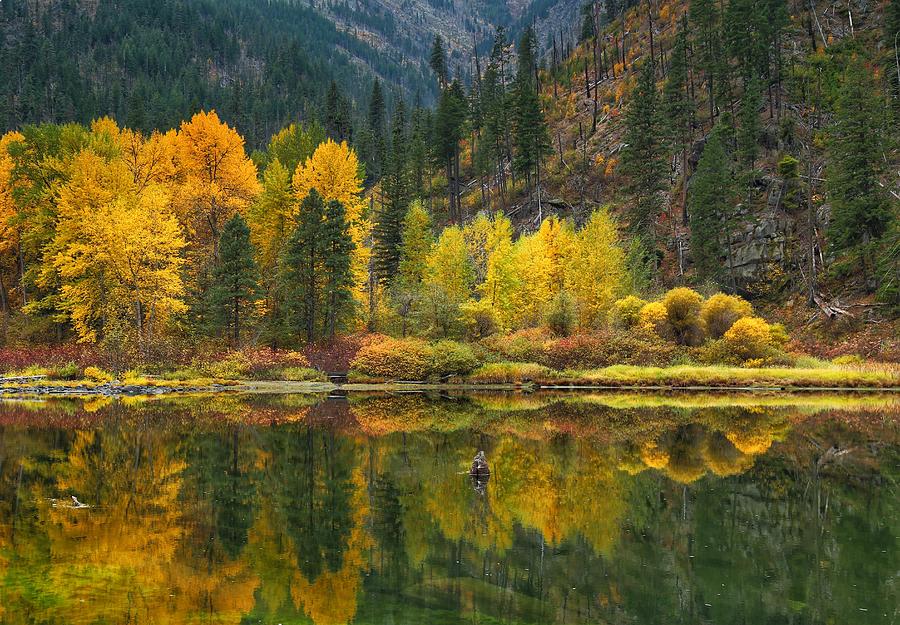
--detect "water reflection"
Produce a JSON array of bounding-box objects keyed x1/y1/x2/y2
[{"x1": 0, "y1": 393, "x2": 897, "y2": 624}]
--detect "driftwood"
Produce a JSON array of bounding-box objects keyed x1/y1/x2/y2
[{"x1": 812, "y1": 295, "x2": 853, "y2": 320}]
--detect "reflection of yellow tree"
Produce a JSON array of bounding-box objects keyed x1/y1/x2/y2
[
  {"x1": 289, "y1": 467, "x2": 372, "y2": 625},
  {"x1": 40, "y1": 429, "x2": 187, "y2": 623}
]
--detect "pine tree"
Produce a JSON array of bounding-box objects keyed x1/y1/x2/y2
[
  {"x1": 282, "y1": 189, "x2": 325, "y2": 343},
  {"x1": 827, "y1": 58, "x2": 894, "y2": 285},
  {"x1": 512, "y1": 26, "x2": 551, "y2": 204},
  {"x1": 209, "y1": 213, "x2": 260, "y2": 344},
  {"x1": 430, "y1": 35, "x2": 449, "y2": 89},
  {"x1": 690, "y1": 0, "x2": 723, "y2": 121},
  {"x1": 688, "y1": 123, "x2": 732, "y2": 284},
  {"x1": 432, "y1": 79, "x2": 468, "y2": 222},
  {"x1": 366, "y1": 79, "x2": 387, "y2": 179},
  {"x1": 322, "y1": 199, "x2": 354, "y2": 337},
  {"x1": 621, "y1": 61, "x2": 667, "y2": 252},
  {"x1": 737, "y1": 76, "x2": 763, "y2": 170},
  {"x1": 663, "y1": 18, "x2": 695, "y2": 222},
  {"x1": 375, "y1": 99, "x2": 411, "y2": 284},
  {"x1": 579, "y1": 2, "x2": 596, "y2": 42},
  {"x1": 325, "y1": 80, "x2": 353, "y2": 143}
]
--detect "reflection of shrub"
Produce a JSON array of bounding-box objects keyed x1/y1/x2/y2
[
  {"x1": 638, "y1": 302, "x2": 668, "y2": 336},
  {"x1": 468, "y1": 362, "x2": 551, "y2": 384},
  {"x1": 431, "y1": 340, "x2": 479, "y2": 378},
  {"x1": 720, "y1": 317, "x2": 777, "y2": 363},
  {"x1": 662, "y1": 288, "x2": 705, "y2": 345},
  {"x1": 701, "y1": 294, "x2": 753, "y2": 338},
  {"x1": 351, "y1": 337, "x2": 433, "y2": 380},
  {"x1": 276, "y1": 367, "x2": 327, "y2": 382},
  {"x1": 610, "y1": 295, "x2": 647, "y2": 330},
  {"x1": 545, "y1": 290, "x2": 578, "y2": 336}
]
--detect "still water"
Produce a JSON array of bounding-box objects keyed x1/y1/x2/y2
[{"x1": 0, "y1": 392, "x2": 897, "y2": 624}]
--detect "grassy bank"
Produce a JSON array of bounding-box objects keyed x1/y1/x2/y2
[{"x1": 537, "y1": 364, "x2": 900, "y2": 389}]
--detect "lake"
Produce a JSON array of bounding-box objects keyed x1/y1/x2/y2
[{"x1": 0, "y1": 392, "x2": 897, "y2": 624}]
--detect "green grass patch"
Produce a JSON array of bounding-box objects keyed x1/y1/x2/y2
[{"x1": 539, "y1": 364, "x2": 900, "y2": 389}]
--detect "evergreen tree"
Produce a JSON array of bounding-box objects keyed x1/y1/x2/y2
[
  {"x1": 690, "y1": 0, "x2": 723, "y2": 121},
  {"x1": 430, "y1": 35, "x2": 449, "y2": 89},
  {"x1": 621, "y1": 61, "x2": 667, "y2": 252},
  {"x1": 375, "y1": 99, "x2": 411, "y2": 284},
  {"x1": 282, "y1": 189, "x2": 325, "y2": 343},
  {"x1": 208, "y1": 213, "x2": 260, "y2": 344},
  {"x1": 432, "y1": 79, "x2": 468, "y2": 222},
  {"x1": 408, "y1": 100, "x2": 431, "y2": 195},
  {"x1": 322, "y1": 199, "x2": 354, "y2": 337},
  {"x1": 365, "y1": 79, "x2": 387, "y2": 179},
  {"x1": 512, "y1": 26, "x2": 551, "y2": 199},
  {"x1": 325, "y1": 80, "x2": 352, "y2": 143},
  {"x1": 688, "y1": 123, "x2": 732, "y2": 284},
  {"x1": 827, "y1": 58, "x2": 894, "y2": 285},
  {"x1": 579, "y1": 2, "x2": 597, "y2": 43},
  {"x1": 663, "y1": 18, "x2": 694, "y2": 222}
]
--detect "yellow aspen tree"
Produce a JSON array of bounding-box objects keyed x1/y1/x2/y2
[
  {"x1": 293, "y1": 138, "x2": 371, "y2": 324},
  {"x1": 173, "y1": 110, "x2": 259, "y2": 253},
  {"x1": 248, "y1": 158, "x2": 294, "y2": 278},
  {"x1": 50, "y1": 151, "x2": 186, "y2": 344},
  {"x1": 479, "y1": 212, "x2": 518, "y2": 330},
  {"x1": 423, "y1": 226, "x2": 472, "y2": 336},
  {"x1": 565, "y1": 208, "x2": 629, "y2": 328},
  {"x1": 0, "y1": 132, "x2": 23, "y2": 314}
]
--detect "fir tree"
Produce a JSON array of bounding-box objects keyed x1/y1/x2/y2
[
  {"x1": 827, "y1": 58, "x2": 894, "y2": 285},
  {"x1": 663, "y1": 18, "x2": 695, "y2": 222},
  {"x1": 432, "y1": 79, "x2": 468, "y2": 222},
  {"x1": 688, "y1": 123, "x2": 732, "y2": 285},
  {"x1": 621, "y1": 61, "x2": 667, "y2": 252},
  {"x1": 737, "y1": 76, "x2": 763, "y2": 170},
  {"x1": 322, "y1": 199, "x2": 354, "y2": 337},
  {"x1": 282, "y1": 189, "x2": 325, "y2": 343},
  {"x1": 366, "y1": 79, "x2": 387, "y2": 179},
  {"x1": 512, "y1": 26, "x2": 551, "y2": 200},
  {"x1": 208, "y1": 213, "x2": 260, "y2": 344},
  {"x1": 430, "y1": 35, "x2": 449, "y2": 89},
  {"x1": 690, "y1": 0, "x2": 723, "y2": 121},
  {"x1": 375, "y1": 99, "x2": 411, "y2": 284}
]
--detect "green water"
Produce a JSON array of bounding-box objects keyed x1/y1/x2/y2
[{"x1": 0, "y1": 392, "x2": 897, "y2": 624}]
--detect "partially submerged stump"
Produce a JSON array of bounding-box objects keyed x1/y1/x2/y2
[{"x1": 470, "y1": 450, "x2": 490, "y2": 477}]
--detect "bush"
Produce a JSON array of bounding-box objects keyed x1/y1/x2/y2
[
  {"x1": 832, "y1": 354, "x2": 864, "y2": 366},
  {"x1": 83, "y1": 366, "x2": 114, "y2": 383},
  {"x1": 431, "y1": 341, "x2": 479, "y2": 378},
  {"x1": 638, "y1": 302, "x2": 669, "y2": 336},
  {"x1": 205, "y1": 351, "x2": 253, "y2": 379},
  {"x1": 544, "y1": 290, "x2": 578, "y2": 336},
  {"x1": 459, "y1": 299, "x2": 500, "y2": 339},
  {"x1": 543, "y1": 331, "x2": 682, "y2": 369},
  {"x1": 609, "y1": 295, "x2": 647, "y2": 330},
  {"x1": 721, "y1": 317, "x2": 777, "y2": 363},
  {"x1": 468, "y1": 362, "x2": 551, "y2": 384},
  {"x1": 481, "y1": 328, "x2": 550, "y2": 363},
  {"x1": 662, "y1": 288, "x2": 705, "y2": 346},
  {"x1": 701, "y1": 294, "x2": 753, "y2": 338},
  {"x1": 350, "y1": 337, "x2": 434, "y2": 381},
  {"x1": 47, "y1": 362, "x2": 81, "y2": 380}
]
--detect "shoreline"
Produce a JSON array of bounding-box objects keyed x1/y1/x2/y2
[{"x1": 2, "y1": 378, "x2": 899, "y2": 398}]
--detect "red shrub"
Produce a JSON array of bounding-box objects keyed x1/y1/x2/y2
[
  {"x1": 0, "y1": 345, "x2": 103, "y2": 373},
  {"x1": 304, "y1": 333, "x2": 388, "y2": 373}
]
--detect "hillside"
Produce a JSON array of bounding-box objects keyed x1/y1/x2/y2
[{"x1": 448, "y1": 0, "x2": 898, "y2": 313}]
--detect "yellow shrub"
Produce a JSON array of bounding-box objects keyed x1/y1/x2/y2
[
  {"x1": 722, "y1": 317, "x2": 775, "y2": 362},
  {"x1": 350, "y1": 337, "x2": 433, "y2": 381},
  {"x1": 662, "y1": 287, "x2": 705, "y2": 345},
  {"x1": 83, "y1": 366, "x2": 114, "y2": 383},
  {"x1": 701, "y1": 293, "x2": 753, "y2": 338},
  {"x1": 609, "y1": 295, "x2": 648, "y2": 329},
  {"x1": 638, "y1": 302, "x2": 668, "y2": 336}
]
